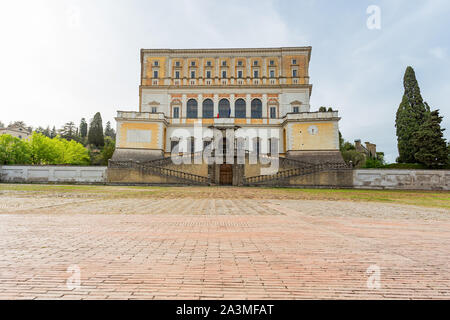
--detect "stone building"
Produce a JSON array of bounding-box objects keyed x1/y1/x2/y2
[
  {"x1": 110, "y1": 47, "x2": 350, "y2": 186},
  {"x1": 0, "y1": 124, "x2": 31, "y2": 139}
]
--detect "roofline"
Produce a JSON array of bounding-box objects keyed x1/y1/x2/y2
[{"x1": 140, "y1": 46, "x2": 312, "y2": 63}]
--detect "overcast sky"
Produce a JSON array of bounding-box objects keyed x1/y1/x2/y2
[{"x1": 0, "y1": 0, "x2": 449, "y2": 162}]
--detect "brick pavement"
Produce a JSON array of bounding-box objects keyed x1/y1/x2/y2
[{"x1": 0, "y1": 197, "x2": 449, "y2": 299}]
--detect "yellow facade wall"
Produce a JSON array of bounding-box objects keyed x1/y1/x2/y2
[
  {"x1": 118, "y1": 122, "x2": 160, "y2": 149},
  {"x1": 291, "y1": 122, "x2": 336, "y2": 150}
]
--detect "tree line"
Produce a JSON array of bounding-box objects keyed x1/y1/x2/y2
[{"x1": 0, "y1": 112, "x2": 116, "y2": 165}]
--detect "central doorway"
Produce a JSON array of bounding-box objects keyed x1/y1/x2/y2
[{"x1": 219, "y1": 164, "x2": 233, "y2": 185}]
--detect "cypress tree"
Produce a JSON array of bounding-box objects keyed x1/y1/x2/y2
[
  {"x1": 50, "y1": 126, "x2": 57, "y2": 138},
  {"x1": 80, "y1": 118, "x2": 88, "y2": 138},
  {"x1": 395, "y1": 66, "x2": 429, "y2": 163},
  {"x1": 104, "y1": 121, "x2": 116, "y2": 140},
  {"x1": 414, "y1": 110, "x2": 448, "y2": 168},
  {"x1": 88, "y1": 112, "x2": 104, "y2": 147}
]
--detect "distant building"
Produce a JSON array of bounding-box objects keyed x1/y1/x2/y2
[
  {"x1": 0, "y1": 124, "x2": 31, "y2": 139},
  {"x1": 354, "y1": 139, "x2": 377, "y2": 158}
]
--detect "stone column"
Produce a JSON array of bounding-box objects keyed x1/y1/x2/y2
[{"x1": 213, "y1": 94, "x2": 219, "y2": 118}]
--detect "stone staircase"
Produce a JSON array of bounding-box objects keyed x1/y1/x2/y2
[
  {"x1": 243, "y1": 158, "x2": 351, "y2": 185},
  {"x1": 108, "y1": 159, "x2": 210, "y2": 185}
]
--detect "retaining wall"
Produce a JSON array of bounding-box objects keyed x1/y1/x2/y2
[
  {"x1": 353, "y1": 169, "x2": 450, "y2": 190},
  {"x1": 0, "y1": 165, "x2": 107, "y2": 184}
]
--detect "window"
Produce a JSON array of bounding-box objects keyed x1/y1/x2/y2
[
  {"x1": 222, "y1": 70, "x2": 227, "y2": 78},
  {"x1": 187, "y1": 99, "x2": 198, "y2": 118},
  {"x1": 292, "y1": 59, "x2": 297, "y2": 64},
  {"x1": 222, "y1": 60, "x2": 226, "y2": 66},
  {"x1": 191, "y1": 61, "x2": 196, "y2": 66},
  {"x1": 203, "y1": 140, "x2": 212, "y2": 150},
  {"x1": 190, "y1": 71, "x2": 195, "y2": 79},
  {"x1": 253, "y1": 70, "x2": 259, "y2": 78},
  {"x1": 173, "y1": 106, "x2": 180, "y2": 118},
  {"x1": 253, "y1": 138, "x2": 260, "y2": 155},
  {"x1": 237, "y1": 70, "x2": 243, "y2": 78},
  {"x1": 153, "y1": 71, "x2": 158, "y2": 78},
  {"x1": 151, "y1": 107, "x2": 157, "y2": 113},
  {"x1": 206, "y1": 60, "x2": 211, "y2": 66},
  {"x1": 292, "y1": 69, "x2": 298, "y2": 77},
  {"x1": 293, "y1": 106, "x2": 299, "y2": 113},
  {"x1": 202, "y1": 99, "x2": 214, "y2": 118},
  {"x1": 270, "y1": 106, "x2": 276, "y2": 118},
  {"x1": 237, "y1": 60, "x2": 243, "y2": 66},
  {"x1": 170, "y1": 140, "x2": 179, "y2": 153},
  {"x1": 154, "y1": 61, "x2": 159, "y2": 66},
  {"x1": 253, "y1": 60, "x2": 258, "y2": 66},
  {"x1": 269, "y1": 60, "x2": 274, "y2": 66},
  {"x1": 175, "y1": 61, "x2": 180, "y2": 67},
  {"x1": 175, "y1": 71, "x2": 180, "y2": 79},
  {"x1": 218, "y1": 99, "x2": 230, "y2": 118},
  {"x1": 235, "y1": 99, "x2": 246, "y2": 118},
  {"x1": 251, "y1": 99, "x2": 262, "y2": 118},
  {"x1": 270, "y1": 70, "x2": 275, "y2": 78}
]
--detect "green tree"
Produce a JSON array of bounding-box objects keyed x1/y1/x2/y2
[
  {"x1": 53, "y1": 137, "x2": 90, "y2": 165},
  {"x1": 50, "y1": 126, "x2": 57, "y2": 138},
  {"x1": 413, "y1": 110, "x2": 448, "y2": 168},
  {"x1": 101, "y1": 136, "x2": 116, "y2": 165},
  {"x1": 395, "y1": 66, "x2": 429, "y2": 163},
  {"x1": 28, "y1": 132, "x2": 59, "y2": 164},
  {"x1": 79, "y1": 118, "x2": 88, "y2": 138},
  {"x1": 88, "y1": 112, "x2": 105, "y2": 147},
  {"x1": 0, "y1": 134, "x2": 31, "y2": 164},
  {"x1": 59, "y1": 121, "x2": 77, "y2": 141},
  {"x1": 318, "y1": 106, "x2": 327, "y2": 112},
  {"x1": 104, "y1": 121, "x2": 116, "y2": 140}
]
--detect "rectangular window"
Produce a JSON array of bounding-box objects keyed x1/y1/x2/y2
[
  {"x1": 237, "y1": 60, "x2": 243, "y2": 66},
  {"x1": 237, "y1": 70, "x2": 243, "y2": 78},
  {"x1": 254, "y1": 70, "x2": 259, "y2": 78},
  {"x1": 292, "y1": 59, "x2": 297, "y2": 65},
  {"x1": 153, "y1": 71, "x2": 158, "y2": 78},
  {"x1": 293, "y1": 106, "x2": 299, "y2": 113},
  {"x1": 270, "y1": 106, "x2": 276, "y2": 118},
  {"x1": 191, "y1": 71, "x2": 195, "y2": 78},
  {"x1": 191, "y1": 61, "x2": 195, "y2": 66},
  {"x1": 173, "y1": 107, "x2": 179, "y2": 118},
  {"x1": 206, "y1": 61, "x2": 211, "y2": 66},
  {"x1": 175, "y1": 61, "x2": 180, "y2": 67},
  {"x1": 151, "y1": 107, "x2": 157, "y2": 113},
  {"x1": 253, "y1": 60, "x2": 258, "y2": 66},
  {"x1": 170, "y1": 140, "x2": 179, "y2": 153},
  {"x1": 154, "y1": 61, "x2": 159, "y2": 66},
  {"x1": 292, "y1": 69, "x2": 297, "y2": 77},
  {"x1": 270, "y1": 70, "x2": 275, "y2": 78},
  {"x1": 175, "y1": 71, "x2": 180, "y2": 79},
  {"x1": 222, "y1": 70, "x2": 227, "y2": 78},
  {"x1": 222, "y1": 61, "x2": 226, "y2": 66},
  {"x1": 269, "y1": 60, "x2": 274, "y2": 66},
  {"x1": 206, "y1": 71, "x2": 211, "y2": 79}
]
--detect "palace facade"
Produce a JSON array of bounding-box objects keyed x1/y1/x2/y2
[{"x1": 111, "y1": 47, "x2": 347, "y2": 186}]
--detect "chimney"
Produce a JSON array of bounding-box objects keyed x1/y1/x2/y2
[{"x1": 354, "y1": 139, "x2": 363, "y2": 152}]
